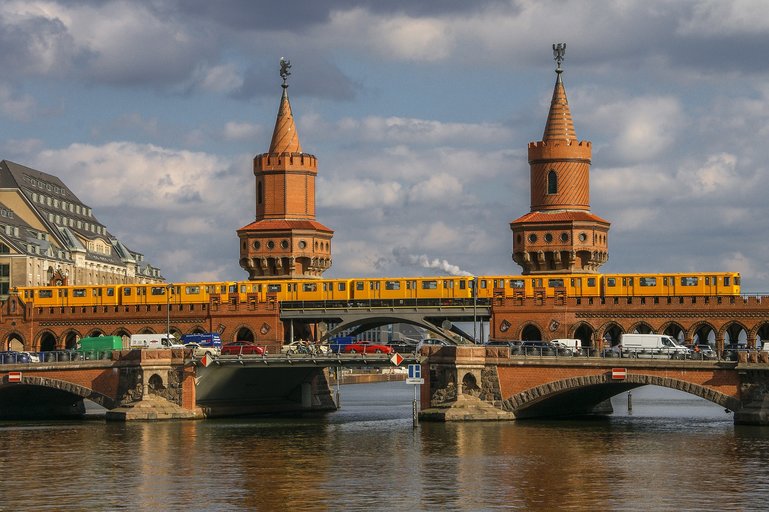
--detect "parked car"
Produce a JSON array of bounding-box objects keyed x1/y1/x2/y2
[
  {"x1": 0, "y1": 351, "x2": 31, "y2": 364},
  {"x1": 20, "y1": 351, "x2": 40, "y2": 363},
  {"x1": 184, "y1": 342, "x2": 221, "y2": 358},
  {"x1": 521, "y1": 340, "x2": 558, "y2": 356},
  {"x1": 388, "y1": 340, "x2": 418, "y2": 353},
  {"x1": 687, "y1": 343, "x2": 717, "y2": 360},
  {"x1": 221, "y1": 341, "x2": 266, "y2": 355},
  {"x1": 342, "y1": 342, "x2": 393, "y2": 354}
]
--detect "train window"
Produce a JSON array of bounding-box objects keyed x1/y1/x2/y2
[
  {"x1": 663, "y1": 277, "x2": 669, "y2": 286},
  {"x1": 534, "y1": 278, "x2": 542, "y2": 287},
  {"x1": 303, "y1": 283, "x2": 317, "y2": 292},
  {"x1": 220, "y1": 285, "x2": 227, "y2": 294},
  {"x1": 385, "y1": 281, "x2": 400, "y2": 290},
  {"x1": 606, "y1": 278, "x2": 616, "y2": 287},
  {"x1": 73, "y1": 288, "x2": 86, "y2": 297},
  {"x1": 705, "y1": 277, "x2": 710, "y2": 285},
  {"x1": 123, "y1": 288, "x2": 132, "y2": 296},
  {"x1": 107, "y1": 288, "x2": 115, "y2": 296},
  {"x1": 724, "y1": 276, "x2": 731, "y2": 286},
  {"x1": 95, "y1": 288, "x2": 101, "y2": 296},
  {"x1": 510, "y1": 279, "x2": 525, "y2": 288},
  {"x1": 39, "y1": 289, "x2": 53, "y2": 298},
  {"x1": 228, "y1": 284, "x2": 237, "y2": 294},
  {"x1": 587, "y1": 277, "x2": 596, "y2": 287},
  {"x1": 736, "y1": 276, "x2": 741, "y2": 285},
  {"x1": 370, "y1": 281, "x2": 380, "y2": 290},
  {"x1": 639, "y1": 277, "x2": 656, "y2": 286},
  {"x1": 151, "y1": 287, "x2": 166, "y2": 296},
  {"x1": 622, "y1": 278, "x2": 627, "y2": 286},
  {"x1": 267, "y1": 284, "x2": 281, "y2": 292},
  {"x1": 355, "y1": 282, "x2": 364, "y2": 291},
  {"x1": 480, "y1": 280, "x2": 488, "y2": 289},
  {"x1": 422, "y1": 280, "x2": 438, "y2": 290},
  {"x1": 445, "y1": 280, "x2": 454, "y2": 289},
  {"x1": 186, "y1": 286, "x2": 200, "y2": 294},
  {"x1": 459, "y1": 280, "x2": 466, "y2": 289},
  {"x1": 338, "y1": 282, "x2": 346, "y2": 291},
  {"x1": 548, "y1": 279, "x2": 564, "y2": 288},
  {"x1": 680, "y1": 277, "x2": 699, "y2": 286}
]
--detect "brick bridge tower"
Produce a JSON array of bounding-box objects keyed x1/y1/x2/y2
[
  {"x1": 511, "y1": 44, "x2": 609, "y2": 274},
  {"x1": 238, "y1": 58, "x2": 333, "y2": 279}
]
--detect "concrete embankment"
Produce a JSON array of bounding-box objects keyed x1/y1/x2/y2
[{"x1": 329, "y1": 370, "x2": 407, "y2": 385}]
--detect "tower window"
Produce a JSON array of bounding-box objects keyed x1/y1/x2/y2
[
  {"x1": 257, "y1": 181, "x2": 263, "y2": 204},
  {"x1": 547, "y1": 170, "x2": 557, "y2": 194}
]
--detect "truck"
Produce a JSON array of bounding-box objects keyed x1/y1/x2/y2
[
  {"x1": 129, "y1": 333, "x2": 184, "y2": 349},
  {"x1": 329, "y1": 336, "x2": 356, "y2": 354},
  {"x1": 180, "y1": 333, "x2": 222, "y2": 356},
  {"x1": 77, "y1": 335, "x2": 124, "y2": 352},
  {"x1": 620, "y1": 333, "x2": 691, "y2": 359}
]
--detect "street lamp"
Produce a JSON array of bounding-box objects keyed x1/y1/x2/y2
[
  {"x1": 471, "y1": 277, "x2": 477, "y2": 344},
  {"x1": 166, "y1": 283, "x2": 172, "y2": 341}
]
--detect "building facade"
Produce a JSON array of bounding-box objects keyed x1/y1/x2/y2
[
  {"x1": 0, "y1": 160, "x2": 163, "y2": 298},
  {"x1": 237, "y1": 59, "x2": 333, "y2": 280},
  {"x1": 510, "y1": 47, "x2": 610, "y2": 274}
]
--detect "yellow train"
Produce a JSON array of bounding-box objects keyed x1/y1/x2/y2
[{"x1": 16, "y1": 272, "x2": 741, "y2": 308}]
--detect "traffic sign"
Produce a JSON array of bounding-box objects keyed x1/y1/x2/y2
[
  {"x1": 408, "y1": 364, "x2": 421, "y2": 379},
  {"x1": 406, "y1": 378, "x2": 425, "y2": 385},
  {"x1": 201, "y1": 354, "x2": 212, "y2": 367},
  {"x1": 7, "y1": 371, "x2": 21, "y2": 383},
  {"x1": 390, "y1": 353, "x2": 404, "y2": 366},
  {"x1": 611, "y1": 368, "x2": 627, "y2": 380}
]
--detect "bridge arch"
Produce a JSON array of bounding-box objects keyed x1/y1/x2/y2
[
  {"x1": 722, "y1": 321, "x2": 749, "y2": 346},
  {"x1": 3, "y1": 330, "x2": 25, "y2": 351},
  {"x1": 324, "y1": 316, "x2": 451, "y2": 343},
  {"x1": 234, "y1": 325, "x2": 256, "y2": 342},
  {"x1": 751, "y1": 322, "x2": 769, "y2": 345},
  {"x1": 503, "y1": 373, "x2": 740, "y2": 419},
  {"x1": 37, "y1": 330, "x2": 58, "y2": 351},
  {"x1": 61, "y1": 329, "x2": 82, "y2": 350},
  {"x1": 0, "y1": 376, "x2": 117, "y2": 409},
  {"x1": 597, "y1": 322, "x2": 623, "y2": 346},
  {"x1": 627, "y1": 321, "x2": 653, "y2": 334},
  {"x1": 569, "y1": 322, "x2": 594, "y2": 348},
  {"x1": 86, "y1": 327, "x2": 107, "y2": 337},
  {"x1": 520, "y1": 322, "x2": 543, "y2": 341},
  {"x1": 659, "y1": 321, "x2": 686, "y2": 342},
  {"x1": 691, "y1": 322, "x2": 717, "y2": 345}
]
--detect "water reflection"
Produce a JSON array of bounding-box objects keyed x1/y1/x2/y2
[{"x1": 2, "y1": 384, "x2": 769, "y2": 511}]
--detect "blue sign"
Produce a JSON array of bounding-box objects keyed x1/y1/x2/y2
[{"x1": 408, "y1": 364, "x2": 421, "y2": 379}]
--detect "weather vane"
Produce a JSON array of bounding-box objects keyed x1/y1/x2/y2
[
  {"x1": 280, "y1": 57, "x2": 291, "y2": 88},
  {"x1": 552, "y1": 43, "x2": 566, "y2": 73}
]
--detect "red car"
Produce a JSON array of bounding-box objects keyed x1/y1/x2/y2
[
  {"x1": 342, "y1": 342, "x2": 393, "y2": 354},
  {"x1": 221, "y1": 341, "x2": 266, "y2": 355}
]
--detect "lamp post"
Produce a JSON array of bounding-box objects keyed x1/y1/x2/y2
[
  {"x1": 166, "y1": 283, "x2": 172, "y2": 340},
  {"x1": 471, "y1": 277, "x2": 477, "y2": 343}
]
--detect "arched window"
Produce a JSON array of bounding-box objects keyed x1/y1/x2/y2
[
  {"x1": 257, "y1": 181, "x2": 263, "y2": 204},
  {"x1": 547, "y1": 170, "x2": 557, "y2": 194}
]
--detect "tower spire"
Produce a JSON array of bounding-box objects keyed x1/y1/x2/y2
[
  {"x1": 542, "y1": 43, "x2": 576, "y2": 142},
  {"x1": 268, "y1": 57, "x2": 302, "y2": 154}
]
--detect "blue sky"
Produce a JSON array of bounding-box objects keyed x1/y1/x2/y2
[{"x1": 2, "y1": 1, "x2": 769, "y2": 291}]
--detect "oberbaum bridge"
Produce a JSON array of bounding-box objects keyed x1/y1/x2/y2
[{"x1": 3, "y1": 48, "x2": 769, "y2": 425}]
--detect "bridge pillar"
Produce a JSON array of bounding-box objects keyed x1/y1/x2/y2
[{"x1": 734, "y1": 369, "x2": 769, "y2": 425}]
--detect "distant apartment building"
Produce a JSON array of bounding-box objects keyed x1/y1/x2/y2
[{"x1": 0, "y1": 160, "x2": 163, "y2": 298}]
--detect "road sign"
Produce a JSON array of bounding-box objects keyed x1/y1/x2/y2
[
  {"x1": 408, "y1": 364, "x2": 421, "y2": 379},
  {"x1": 611, "y1": 368, "x2": 627, "y2": 380},
  {"x1": 390, "y1": 353, "x2": 404, "y2": 366},
  {"x1": 7, "y1": 371, "x2": 22, "y2": 383},
  {"x1": 406, "y1": 378, "x2": 425, "y2": 385},
  {"x1": 201, "y1": 354, "x2": 212, "y2": 367}
]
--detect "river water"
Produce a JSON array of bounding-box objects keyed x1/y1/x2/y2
[{"x1": 1, "y1": 383, "x2": 769, "y2": 511}]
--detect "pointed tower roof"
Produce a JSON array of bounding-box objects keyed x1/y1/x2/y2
[
  {"x1": 542, "y1": 45, "x2": 576, "y2": 143},
  {"x1": 268, "y1": 59, "x2": 303, "y2": 154}
]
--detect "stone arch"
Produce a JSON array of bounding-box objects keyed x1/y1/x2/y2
[
  {"x1": 660, "y1": 321, "x2": 686, "y2": 343},
  {"x1": 234, "y1": 325, "x2": 255, "y2": 343},
  {"x1": 690, "y1": 322, "x2": 717, "y2": 346},
  {"x1": 0, "y1": 376, "x2": 117, "y2": 409},
  {"x1": 86, "y1": 328, "x2": 107, "y2": 337},
  {"x1": 520, "y1": 323, "x2": 543, "y2": 341},
  {"x1": 597, "y1": 322, "x2": 623, "y2": 347},
  {"x1": 188, "y1": 325, "x2": 207, "y2": 335},
  {"x1": 61, "y1": 330, "x2": 82, "y2": 350},
  {"x1": 722, "y1": 321, "x2": 749, "y2": 347},
  {"x1": 147, "y1": 374, "x2": 165, "y2": 395},
  {"x1": 627, "y1": 322, "x2": 653, "y2": 334},
  {"x1": 570, "y1": 322, "x2": 595, "y2": 348},
  {"x1": 752, "y1": 322, "x2": 769, "y2": 347},
  {"x1": 37, "y1": 330, "x2": 58, "y2": 351},
  {"x1": 461, "y1": 370, "x2": 481, "y2": 397},
  {"x1": 5, "y1": 331, "x2": 24, "y2": 351},
  {"x1": 504, "y1": 373, "x2": 740, "y2": 415}
]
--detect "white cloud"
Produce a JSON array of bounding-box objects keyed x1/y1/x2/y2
[
  {"x1": 223, "y1": 121, "x2": 262, "y2": 142},
  {"x1": 196, "y1": 63, "x2": 244, "y2": 94},
  {"x1": 677, "y1": 0, "x2": 769, "y2": 36}
]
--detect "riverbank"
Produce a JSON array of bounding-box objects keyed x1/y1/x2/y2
[{"x1": 330, "y1": 368, "x2": 407, "y2": 385}]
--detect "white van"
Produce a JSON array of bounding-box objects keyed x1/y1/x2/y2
[
  {"x1": 620, "y1": 334, "x2": 690, "y2": 359},
  {"x1": 551, "y1": 339, "x2": 581, "y2": 354},
  {"x1": 129, "y1": 333, "x2": 183, "y2": 349}
]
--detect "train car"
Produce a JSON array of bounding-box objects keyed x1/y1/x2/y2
[
  {"x1": 601, "y1": 272, "x2": 741, "y2": 297},
  {"x1": 18, "y1": 285, "x2": 120, "y2": 307}
]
